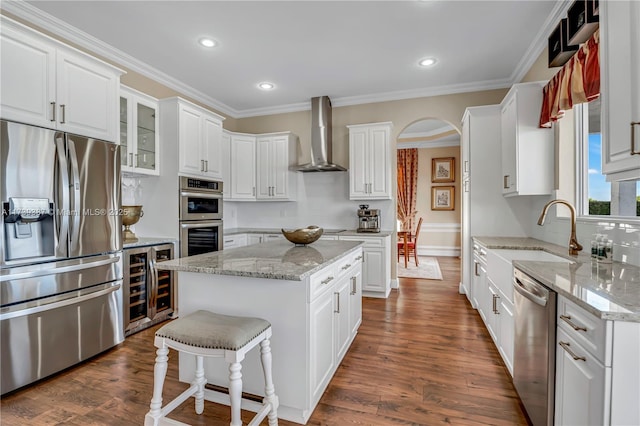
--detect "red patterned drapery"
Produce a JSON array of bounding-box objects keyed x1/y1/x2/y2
[
  {"x1": 540, "y1": 29, "x2": 600, "y2": 128},
  {"x1": 397, "y1": 148, "x2": 418, "y2": 232}
]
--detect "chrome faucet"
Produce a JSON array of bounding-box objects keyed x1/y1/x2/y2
[{"x1": 537, "y1": 199, "x2": 583, "y2": 256}]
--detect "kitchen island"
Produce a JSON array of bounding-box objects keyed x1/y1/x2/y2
[{"x1": 156, "y1": 239, "x2": 364, "y2": 424}]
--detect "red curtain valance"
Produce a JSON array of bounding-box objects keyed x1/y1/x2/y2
[{"x1": 539, "y1": 29, "x2": 600, "y2": 128}]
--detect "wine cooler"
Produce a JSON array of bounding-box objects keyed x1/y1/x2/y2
[{"x1": 123, "y1": 242, "x2": 175, "y2": 336}]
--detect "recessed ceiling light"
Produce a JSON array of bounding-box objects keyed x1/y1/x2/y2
[
  {"x1": 199, "y1": 38, "x2": 216, "y2": 48},
  {"x1": 258, "y1": 82, "x2": 275, "y2": 90},
  {"x1": 419, "y1": 58, "x2": 437, "y2": 67}
]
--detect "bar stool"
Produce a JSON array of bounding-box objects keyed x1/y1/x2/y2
[{"x1": 144, "y1": 310, "x2": 279, "y2": 426}]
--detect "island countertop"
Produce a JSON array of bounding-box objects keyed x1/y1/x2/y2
[{"x1": 155, "y1": 240, "x2": 364, "y2": 281}]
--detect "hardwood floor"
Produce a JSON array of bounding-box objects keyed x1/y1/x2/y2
[{"x1": 0, "y1": 257, "x2": 529, "y2": 425}]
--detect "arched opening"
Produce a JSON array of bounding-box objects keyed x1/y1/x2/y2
[{"x1": 396, "y1": 118, "x2": 461, "y2": 277}]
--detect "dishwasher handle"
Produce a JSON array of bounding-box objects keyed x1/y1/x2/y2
[{"x1": 513, "y1": 275, "x2": 549, "y2": 307}]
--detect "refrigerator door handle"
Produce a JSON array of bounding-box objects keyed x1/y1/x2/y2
[
  {"x1": 67, "y1": 138, "x2": 81, "y2": 251},
  {"x1": 0, "y1": 255, "x2": 120, "y2": 282},
  {"x1": 0, "y1": 282, "x2": 121, "y2": 321},
  {"x1": 55, "y1": 136, "x2": 70, "y2": 255}
]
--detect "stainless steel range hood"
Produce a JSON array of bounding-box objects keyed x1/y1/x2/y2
[{"x1": 296, "y1": 96, "x2": 347, "y2": 172}]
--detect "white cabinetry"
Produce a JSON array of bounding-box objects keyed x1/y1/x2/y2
[
  {"x1": 160, "y1": 97, "x2": 224, "y2": 180},
  {"x1": 229, "y1": 133, "x2": 257, "y2": 199},
  {"x1": 600, "y1": 0, "x2": 640, "y2": 180},
  {"x1": 0, "y1": 16, "x2": 122, "y2": 142},
  {"x1": 247, "y1": 234, "x2": 263, "y2": 245},
  {"x1": 308, "y1": 248, "x2": 363, "y2": 408},
  {"x1": 348, "y1": 122, "x2": 393, "y2": 200},
  {"x1": 472, "y1": 245, "x2": 517, "y2": 376},
  {"x1": 120, "y1": 86, "x2": 159, "y2": 175},
  {"x1": 461, "y1": 106, "x2": 529, "y2": 301},
  {"x1": 500, "y1": 82, "x2": 554, "y2": 196},
  {"x1": 256, "y1": 133, "x2": 298, "y2": 200},
  {"x1": 226, "y1": 131, "x2": 297, "y2": 201},
  {"x1": 223, "y1": 234, "x2": 247, "y2": 250},
  {"x1": 338, "y1": 235, "x2": 390, "y2": 298},
  {"x1": 554, "y1": 297, "x2": 640, "y2": 426}
]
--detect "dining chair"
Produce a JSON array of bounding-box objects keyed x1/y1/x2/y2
[{"x1": 397, "y1": 217, "x2": 423, "y2": 267}]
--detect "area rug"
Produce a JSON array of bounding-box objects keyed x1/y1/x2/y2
[{"x1": 397, "y1": 256, "x2": 443, "y2": 280}]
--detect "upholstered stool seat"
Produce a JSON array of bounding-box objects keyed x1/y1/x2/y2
[{"x1": 144, "y1": 310, "x2": 279, "y2": 426}]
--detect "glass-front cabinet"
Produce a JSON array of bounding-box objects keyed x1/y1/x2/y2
[{"x1": 120, "y1": 85, "x2": 160, "y2": 175}]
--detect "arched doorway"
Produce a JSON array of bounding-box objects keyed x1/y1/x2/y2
[{"x1": 396, "y1": 118, "x2": 461, "y2": 277}]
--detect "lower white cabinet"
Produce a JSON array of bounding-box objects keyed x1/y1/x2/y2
[
  {"x1": 247, "y1": 234, "x2": 263, "y2": 245},
  {"x1": 473, "y1": 243, "x2": 515, "y2": 376},
  {"x1": 223, "y1": 234, "x2": 247, "y2": 249},
  {"x1": 554, "y1": 296, "x2": 640, "y2": 426},
  {"x1": 309, "y1": 282, "x2": 336, "y2": 403},
  {"x1": 309, "y1": 248, "x2": 363, "y2": 407},
  {"x1": 338, "y1": 235, "x2": 390, "y2": 298},
  {"x1": 555, "y1": 327, "x2": 607, "y2": 426}
]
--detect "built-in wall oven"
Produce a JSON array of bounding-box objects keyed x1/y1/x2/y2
[{"x1": 179, "y1": 177, "x2": 223, "y2": 257}]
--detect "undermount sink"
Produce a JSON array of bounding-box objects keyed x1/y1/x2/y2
[{"x1": 493, "y1": 249, "x2": 575, "y2": 264}]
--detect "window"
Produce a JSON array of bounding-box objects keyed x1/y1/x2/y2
[{"x1": 577, "y1": 98, "x2": 640, "y2": 218}]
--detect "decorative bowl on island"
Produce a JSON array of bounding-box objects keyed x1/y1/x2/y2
[{"x1": 281, "y1": 226, "x2": 324, "y2": 245}]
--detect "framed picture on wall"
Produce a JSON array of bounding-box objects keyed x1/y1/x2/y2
[
  {"x1": 431, "y1": 157, "x2": 455, "y2": 183},
  {"x1": 431, "y1": 186, "x2": 455, "y2": 210}
]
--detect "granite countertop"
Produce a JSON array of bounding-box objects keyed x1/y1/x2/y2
[
  {"x1": 124, "y1": 237, "x2": 177, "y2": 249},
  {"x1": 473, "y1": 236, "x2": 640, "y2": 322},
  {"x1": 156, "y1": 240, "x2": 364, "y2": 281},
  {"x1": 224, "y1": 228, "x2": 393, "y2": 237}
]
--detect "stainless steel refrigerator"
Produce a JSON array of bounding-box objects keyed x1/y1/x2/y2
[{"x1": 0, "y1": 120, "x2": 124, "y2": 394}]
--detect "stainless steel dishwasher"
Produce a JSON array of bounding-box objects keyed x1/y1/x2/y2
[{"x1": 513, "y1": 268, "x2": 557, "y2": 426}]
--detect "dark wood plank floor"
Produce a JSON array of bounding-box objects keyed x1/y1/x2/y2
[{"x1": 0, "y1": 257, "x2": 528, "y2": 425}]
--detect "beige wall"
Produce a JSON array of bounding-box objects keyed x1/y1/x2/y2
[{"x1": 414, "y1": 146, "x2": 461, "y2": 250}]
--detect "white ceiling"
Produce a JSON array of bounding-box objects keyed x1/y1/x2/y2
[{"x1": 9, "y1": 1, "x2": 565, "y2": 118}]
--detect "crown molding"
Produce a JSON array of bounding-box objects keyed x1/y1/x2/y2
[
  {"x1": 1, "y1": 0, "x2": 241, "y2": 118},
  {"x1": 2, "y1": 0, "x2": 570, "y2": 119},
  {"x1": 511, "y1": 0, "x2": 572, "y2": 83}
]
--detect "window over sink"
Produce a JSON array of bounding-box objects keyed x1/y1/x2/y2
[{"x1": 576, "y1": 98, "x2": 639, "y2": 218}]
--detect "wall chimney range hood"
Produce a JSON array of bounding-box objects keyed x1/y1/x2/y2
[{"x1": 296, "y1": 96, "x2": 346, "y2": 172}]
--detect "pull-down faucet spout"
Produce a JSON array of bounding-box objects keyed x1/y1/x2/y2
[{"x1": 537, "y1": 199, "x2": 583, "y2": 256}]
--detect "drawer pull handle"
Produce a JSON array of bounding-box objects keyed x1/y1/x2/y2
[
  {"x1": 321, "y1": 276, "x2": 334, "y2": 285},
  {"x1": 560, "y1": 315, "x2": 587, "y2": 332},
  {"x1": 559, "y1": 341, "x2": 586, "y2": 362},
  {"x1": 355, "y1": 255, "x2": 363, "y2": 261},
  {"x1": 341, "y1": 263, "x2": 351, "y2": 270}
]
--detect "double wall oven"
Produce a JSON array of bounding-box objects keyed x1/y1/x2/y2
[{"x1": 179, "y1": 177, "x2": 223, "y2": 257}]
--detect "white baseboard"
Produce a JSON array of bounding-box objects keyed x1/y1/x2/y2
[{"x1": 417, "y1": 245, "x2": 460, "y2": 257}]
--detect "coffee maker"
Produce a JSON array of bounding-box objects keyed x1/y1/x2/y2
[{"x1": 357, "y1": 205, "x2": 380, "y2": 233}]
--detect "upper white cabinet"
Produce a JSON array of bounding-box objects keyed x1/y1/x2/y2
[
  {"x1": 225, "y1": 130, "x2": 298, "y2": 201},
  {"x1": 600, "y1": 0, "x2": 640, "y2": 180},
  {"x1": 229, "y1": 133, "x2": 257, "y2": 199},
  {"x1": 120, "y1": 86, "x2": 159, "y2": 175},
  {"x1": 0, "y1": 16, "x2": 122, "y2": 142},
  {"x1": 500, "y1": 82, "x2": 554, "y2": 196},
  {"x1": 256, "y1": 133, "x2": 298, "y2": 200},
  {"x1": 348, "y1": 122, "x2": 393, "y2": 200},
  {"x1": 159, "y1": 97, "x2": 225, "y2": 180}
]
